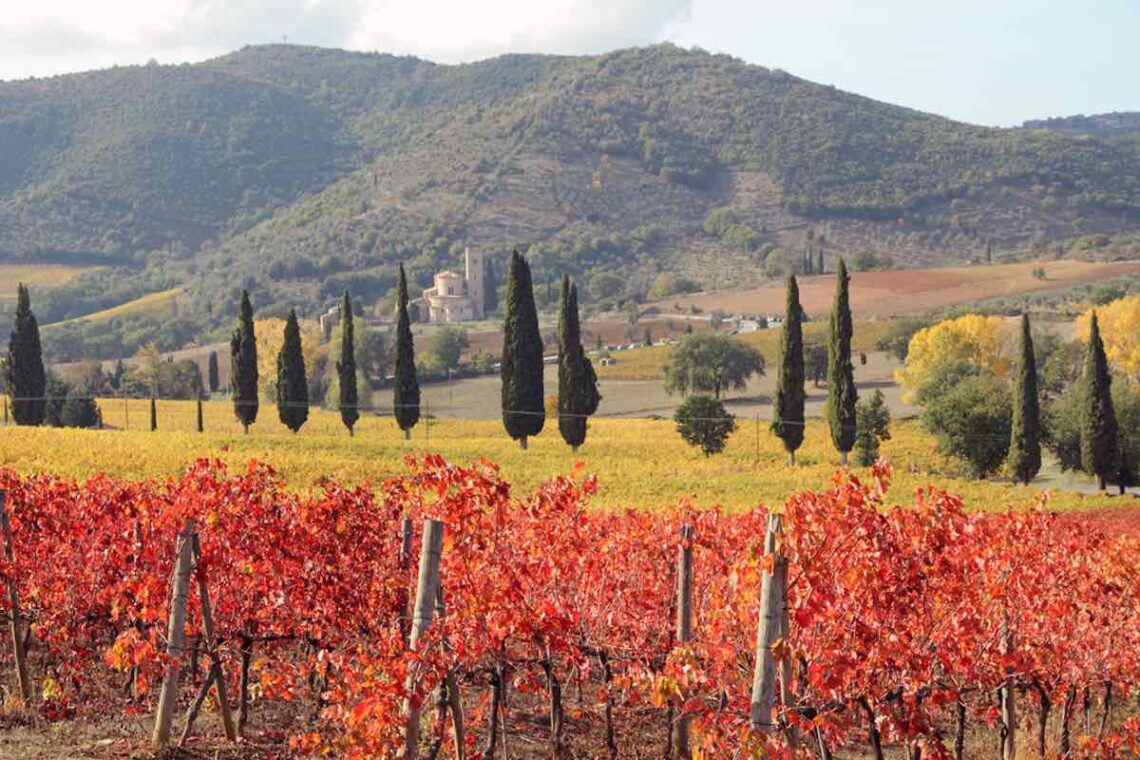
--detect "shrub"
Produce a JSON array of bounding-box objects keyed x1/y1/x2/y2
[{"x1": 674, "y1": 394, "x2": 736, "y2": 456}]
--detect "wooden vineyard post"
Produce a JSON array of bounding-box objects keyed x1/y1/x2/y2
[
  {"x1": 404, "y1": 519, "x2": 445, "y2": 760},
  {"x1": 999, "y1": 616, "x2": 1016, "y2": 760},
  {"x1": 0, "y1": 490, "x2": 32, "y2": 707},
  {"x1": 777, "y1": 536, "x2": 797, "y2": 749},
  {"x1": 750, "y1": 513, "x2": 785, "y2": 732},
  {"x1": 672, "y1": 524, "x2": 695, "y2": 759},
  {"x1": 399, "y1": 516, "x2": 414, "y2": 646},
  {"x1": 185, "y1": 534, "x2": 237, "y2": 743},
  {"x1": 152, "y1": 519, "x2": 196, "y2": 750}
]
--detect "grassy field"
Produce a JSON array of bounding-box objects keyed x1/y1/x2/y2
[
  {"x1": 0, "y1": 264, "x2": 105, "y2": 298},
  {"x1": 0, "y1": 398, "x2": 1123, "y2": 513},
  {"x1": 44, "y1": 287, "x2": 182, "y2": 327}
]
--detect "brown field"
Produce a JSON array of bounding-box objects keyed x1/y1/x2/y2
[{"x1": 648, "y1": 260, "x2": 1140, "y2": 318}]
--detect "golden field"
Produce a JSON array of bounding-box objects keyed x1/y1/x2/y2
[
  {"x1": 0, "y1": 264, "x2": 105, "y2": 298},
  {"x1": 0, "y1": 397, "x2": 1119, "y2": 513},
  {"x1": 44, "y1": 287, "x2": 182, "y2": 327}
]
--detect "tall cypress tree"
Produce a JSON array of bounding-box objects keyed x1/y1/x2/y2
[
  {"x1": 501, "y1": 249, "x2": 544, "y2": 449},
  {"x1": 149, "y1": 395, "x2": 157, "y2": 432},
  {"x1": 196, "y1": 393, "x2": 204, "y2": 433},
  {"x1": 5, "y1": 284, "x2": 46, "y2": 426},
  {"x1": 277, "y1": 309, "x2": 309, "y2": 434},
  {"x1": 394, "y1": 264, "x2": 420, "y2": 439},
  {"x1": 557, "y1": 275, "x2": 601, "y2": 451},
  {"x1": 207, "y1": 350, "x2": 220, "y2": 393},
  {"x1": 337, "y1": 290, "x2": 359, "y2": 436},
  {"x1": 483, "y1": 257, "x2": 499, "y2": 314},
  {"x1": 1081, "y1": 312, "x2": 1120, "y2": 491},
  {"x1": 772, "y1": 276, "x2": 805, "y2": 465},
  {"x1": 827, "y1": 259, "x2": 858, "y2": 464},
  {"x1": 230, "y1": 289, "x2": 258, "y2": 434},
  {"x1": 1008, "y1": 313, "x2": 1042, "y2": 484}
]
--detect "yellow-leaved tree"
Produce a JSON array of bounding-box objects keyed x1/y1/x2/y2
[
  {"x1": 895, "y1": 314, "x2": 1011, "y2": 402},
  {"x1": 254, "y1": 318, "x2": 327, "y2": 401},
  {"x1": 1078, "y1": 295, "x2": 1140, "y2": 382}
]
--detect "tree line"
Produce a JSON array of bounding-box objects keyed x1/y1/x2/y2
[{"x1": 3, "y1": 251, "x2": 604, "y2": 449}]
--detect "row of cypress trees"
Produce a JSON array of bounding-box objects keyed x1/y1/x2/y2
[
  {"x1": 771, "y1": 260, "x2": 859, "y2": 466},
  {"x1": 499, "y1": 249, "x2": 602, "y2": 450},
  {"x1": 1007, "y1": 310, "x2": 1127, "y2": 491},
  {"x1": 230, "y1": 267, "x2": 423, "y2": 437}
]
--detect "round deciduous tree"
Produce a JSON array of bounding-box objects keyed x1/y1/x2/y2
[{"x1": 674, "y1": 394, "x2": 736, "y2": 456}]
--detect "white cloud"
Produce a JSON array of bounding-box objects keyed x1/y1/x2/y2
[{"x1": 0, "y1": 0, "x2": 691, "y2": 79}]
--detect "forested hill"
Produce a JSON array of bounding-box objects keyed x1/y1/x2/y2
[
  {"x1": 3, "y1": 44, "x2": 1140, "y2": 355},
  {"x1": 1023, "y1": 112, "x2": 1140, "y2": 141}
]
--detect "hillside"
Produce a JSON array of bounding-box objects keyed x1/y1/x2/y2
[{"x1": 3, "y1": 44, "x2": 1140, "y2": 359}]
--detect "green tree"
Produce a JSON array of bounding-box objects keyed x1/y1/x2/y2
[
  {"x1": 854, "y1": 390, "x2": 891, "y2": 466},
  {"x1": 1008, "y1": 314, "x2": 1042, "y2": 484},
  {"x1": 923, "y1": 373, "x2": 1011, "y2": 479},
  {"x1": 207, "y1": 350, "x2": 220, "y2": 393},
  {"x1": 662, "y1": 332, "x2": 764, "y2": 399},
  {"x1": 483, "y1": 257, "x2": 499, "y2": 314},
  {"x1": 874, "y1": 317, "x2": 931, "y2": 362},
  {"x1": 557, "y1": 275, "x2": 601, "y2": 451},
  {"x1": 805, "y1": 343, "x2": 828, "y2": 388},
  {"x1": 276, "y1": 308, "x2": 309, "y2": 434},
  {"x1": 772, "y1": 277, "x2": 806, "y2": 465},
  {"x1": 675, "y1": 394, "x2": 736, "y2": 456},
  {"x1": 5, "y1": 284, "x2": 46, "y2": 426},
  {"x1": 196, "y1": 393, "x2": 204, "y2": 433},
  {"x1": 149, "y1": 394, "x2": 157, "y2": 432},
  {"x1": 44, "y1": 372, "x2": 67, "y2": 427},
  {"x1": 394, "y1": 264, "x2": 420, "y2": 439},
  {"x1": 230, "y1": 289, "x2": 258, "y2": 434},
  {"x1": 828, "y1": 259, "x2": 858, "y2": 463},
  {"x1": 337, "y1": 290, "x2": 359, "y2": 436},
  {"x1": 432, "y1": 326, "x2": 469, "y2": 371},
  {"x1": 60, "y1": 390, "x2": 101, "y2": 429},
  {"x1": 1080, "y1": 312, "x2": 1120, "y2": 490},
  {"x1": 501, "y1": 249, "x2": 545, "y2": 449}
]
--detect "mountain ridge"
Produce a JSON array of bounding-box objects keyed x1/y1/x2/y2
[{"x1": 2, "y1": 43, "x2": 1139, "y2": 359}]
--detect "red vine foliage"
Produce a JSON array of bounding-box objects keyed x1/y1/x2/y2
[{"x1": 1, "y1": 458, "x2": 1138, "y2": 758}]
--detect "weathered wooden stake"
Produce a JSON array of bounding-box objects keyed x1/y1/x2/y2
[
  {"x1": 400, "y1": 516, "x2": 415, "y2": 646},
  {"x1": 672, "y1": 525, "x2": 695, "y2": 759},
  {"x1": 0, "y1": 491, "x2": 32, "y2": 707},
  {"x1": 192, "y1": 535, "x2": 237, "y2": 741},
  {"x1": 749, "y1": 513, "x2": 785, "y2": 732},
  {"x1": 152, "y1": 519, "x2": 196, "y2": 750},
  {"x1": 404, "y1": 519, "x2": 445, "y2": 760},
  {"x1": 999, "y1": 618, "x2": 1016, "y2": 760}
]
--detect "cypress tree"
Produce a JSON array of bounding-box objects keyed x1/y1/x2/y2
[
  {"x1": 196, "y1": 393, "x2": 204, "y2": 433},
  {"x1": 772, "y1": 276, "x2": 805, "y2": 465},
  {"x1": 207, "y1": 350, "x2": 220, "y2": 393},
  {"x1": 277, "y1": 308, "x2": 309, "y2": 434},
  {"x1": 5, "y1": 284, "x2": 46, "y2": 426},
  {"x1": 230, "y1": 289, "x2": 258, "y2": 434},
  {"x1": 827, "y1": 259, "x2": 858, "y2": 464},
  {"x1": 394, "y1": 264, "x2": 420, "y2": 439},
  {"x1": 501, "y1": 248, "x2": 545, "y2": 449},
  {"x1": 337, "y1": 290, "x2": 359, "y2": 436},
  {"x1": 557, "y1": 276, "x2": 601, "y2": 451},
  {"x1": 484, "y1": 257, "x2": 499, "y2": 314},
  {"x1": 149, "y1": 395, "x2": 157, "y2": 432},
  {"x1": 1008, "y1": 313, "x2": 1042, "y2": 484},
  {"x1": 1080, "y1": 312, "x2": 1120, "y2": 491}
]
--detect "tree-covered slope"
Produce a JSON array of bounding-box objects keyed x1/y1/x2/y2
[{"x1": 3, "y1": 44, "x2": 1140, "y2": 359}]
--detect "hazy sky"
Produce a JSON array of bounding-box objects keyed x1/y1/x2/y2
[{"x1": 1, "y1": 0, "x2": 1136, "y2": 126}]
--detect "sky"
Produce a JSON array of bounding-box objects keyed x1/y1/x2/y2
[{"x1": 1, "y1": 0, "x2": 1136, "y2": 126}]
